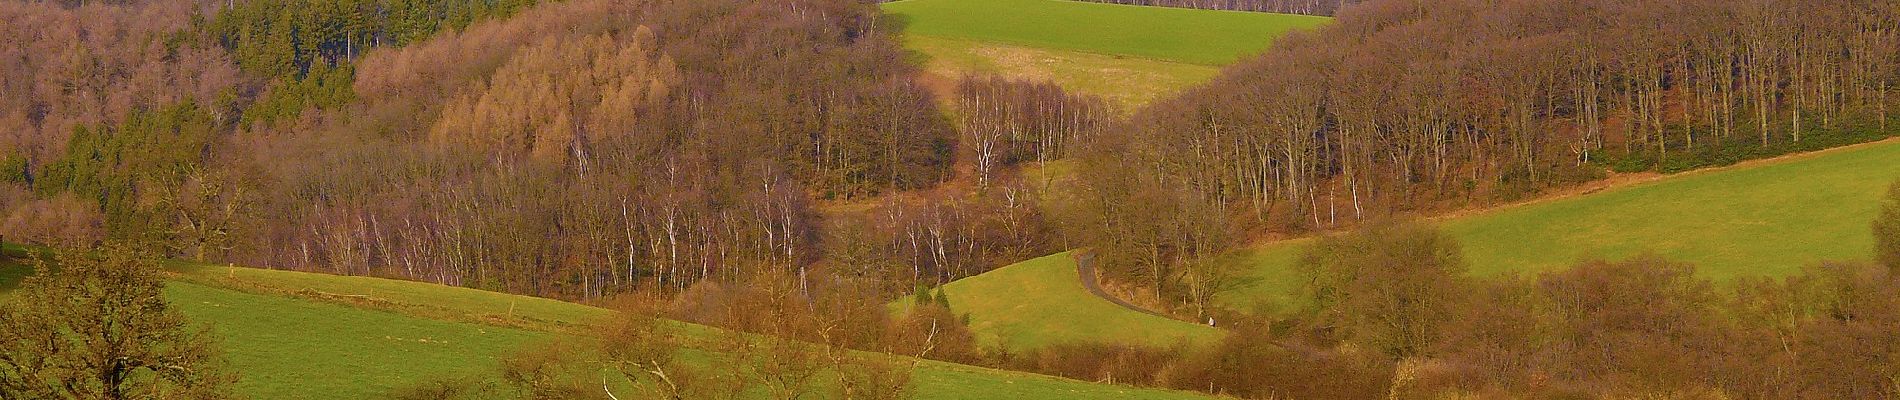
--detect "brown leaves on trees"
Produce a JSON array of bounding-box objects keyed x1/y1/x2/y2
[
  {"x1": 430, "y1": 28, "x2": 677, "y2": 164},
  {"x1": 0, "y1": 187, "x2": 105, "y2": 247},
  {"x1": 1757, "y1": 261, "x2": 1900, "y2": 399},
  {"x1": 1057, "y1": 130, "x2": 1238, "y2": 318},
  {"x1": 0, "y1": 1, "x2": 238, "y2": 169},
  {"x1": 889, "y1": 302, "x2": 978, "y2": 364},
  {"x1": 1298, "y1": 221, "x2": 1466, "y2": 360},
  {"x1": 637, "y1": 0, "x2": 955, "y2": 196},
  {"x1": 1526, "y1": 256, "x2": 1732, "y2": 396},
  {"x1": 954, "y1": 75, "x2": 1113, "y2": 189},
  {"x1": 0, "y1": 244, "x2": 235, "y2": 399},
  {"x1": 1116, "y1": 0, "x2": 1900, "y2": 236}
]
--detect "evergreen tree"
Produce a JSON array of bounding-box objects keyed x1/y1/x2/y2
[
  {"x1": 932, "y1": 287, "x2": 951, "y2": 309},
  {"x1": 911, "y1": 284, "x2": 931, "y2": 306}
]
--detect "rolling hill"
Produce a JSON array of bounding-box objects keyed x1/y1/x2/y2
[
  {"x1": 1221, "y1": 138, "x2": 1900, "y2": 309},
  {"x1": 900, "y1": 35, "x2": 1221, "y2": 110},
  {"x1": 0, "y1": 248, "x2": 1217, "y2": 399},
  {"x1": 882, "y1": 0, "x2": 1327, "y2": 65},
  {"x1": 882, "y1": 0, "x2": 1327, "y2": 109},
  {"x1": 894, "y1": 252, "x2": 1223, "y2": 352}
]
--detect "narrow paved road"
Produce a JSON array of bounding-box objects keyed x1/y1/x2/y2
[{"x1": 1072, "y1": 250, "x2": 1174, "y2": 319}]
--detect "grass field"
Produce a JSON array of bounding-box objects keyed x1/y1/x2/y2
[
  {"x1": 882, "y1": 0, "x2": 1328, "y2": 66},
  {"x1": 0, "y1": 249, "x2": 1215, "y2": 399},
  {"x1": 902, "y1": 35, "x2": 1221, "y2": 110},
  {"x1": 897, "y1": 252, "x2": 1223, "y2": 352},
  {"x1": 1222, "y1": 138, "x2": 1900, "y2": 309},
  {"x1": 166, "y1": 281, "x2": 551, "y2": 398}
]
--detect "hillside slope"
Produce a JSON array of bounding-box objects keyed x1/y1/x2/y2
[
  {"x1": 883, "y1": 0, "x2": 1327, "y2": 66},
  {"x1": 897, "y1": 252, "x2": 1223, "y2": 351},
  {"x1": 883, "y1": 0, "x2": 1326, "y2": 109},
  {"x1": 1223, "y1": 138, "x2": 1900, "y2": 308},
  {"x1": 0, "y1": 250, "x2": 1216, "y2": 399},
  {"x1": 901, "y1": 35, "x2": 1221, "y2": 110}
]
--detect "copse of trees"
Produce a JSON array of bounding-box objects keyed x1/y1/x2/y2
[
  {"x1": 825, "y1": 184, "x2": 1057, "y2": 293},
  {"x1": 0, "y1": 244, "x2": 236, "y2": 399},
  {"x1": 1114, "y1": 0, "x2": 1900, "y2": 238},
  {"x1": 1298, "y1": 221, "x2": 1466, "y2": 359},
  {"x1": 954, "y1": 75, "x2": 1114, "y2": 189},
  {"x1": 635, "y1": 0, "x2": 955, "y2": 197},
  {"x1": 428, "y1": 28, "x2": 678, "y2": 163},
  {"x1": 1054, "y1": 129, "x2": 1238, "y2": 319}
]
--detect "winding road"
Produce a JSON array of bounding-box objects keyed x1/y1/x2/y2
[{"x1": 1071, "y1": 250, "x2": 1174, "y2": 319}]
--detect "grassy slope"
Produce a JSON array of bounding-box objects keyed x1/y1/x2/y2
[
  {"x1": 900, "y1": 35, "x2": 1220, "y2": 110},
  {"x1": 0, "y1": 252, "x2": 1213, "y2": 399},
  {"x1": 899, "y1": 252, "x2": 1223, "y2": 352},
  {"x1": 882, "y1": 0, "x2": 1328, "y2": 66},
  {"x1": 165, "y1": 281, "x2": 550, "y2": 398},
  {"x1": 882, "y1": 0, "x2": 1324, "y2": 110},
  {"x1": 1223, "y1": 139, "x2": 1900, "y2": 308}
]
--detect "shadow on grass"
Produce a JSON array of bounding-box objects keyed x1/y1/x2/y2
[{"x1": 0, "y1": 243, "x2": 30, "y2": 294}]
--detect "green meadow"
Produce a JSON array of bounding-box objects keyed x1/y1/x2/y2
[
  {"x1": 896, "y1": 252, "x2": 1223, "y2": 352},
  {"x1": 900, "y1": 35, "x2": 1221, "y2": 110},
  {"x1": 882, "y1": 0, "x2": 1328, "y2": 66},
  {"x1": 0, "y1": 249, "x2": 1215, "y2": 399},
  {"x1": 1222, "y1": 139, "x2": 1900, "y2": 309}
]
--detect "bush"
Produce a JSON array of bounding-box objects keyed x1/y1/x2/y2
[
  {"x1": 1875, "y1": 180, "x2": 1900, "y2": 271},
  {"x1": 1298, "y1": 221, "x2": 1467, "y2": 359},
  {"x1": 0, "y1": 244, "x2": 237, "y2": 398}
]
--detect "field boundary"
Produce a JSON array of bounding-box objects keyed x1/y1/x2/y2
[{"x1": 1247, "y1": 135, "x2": 1900, "y2": 247}]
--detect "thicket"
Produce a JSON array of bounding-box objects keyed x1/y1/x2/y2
[{"x1": 994, "y1": 211, "x2": 1900, "y2": 399}]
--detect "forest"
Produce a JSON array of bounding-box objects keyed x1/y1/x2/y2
[
  {"x1": 1074, "y1": 0, "x2": 1900, "y2": 315},
  {"x1": 3, "y1": 0, "x2": 1900, "y2": 398}
]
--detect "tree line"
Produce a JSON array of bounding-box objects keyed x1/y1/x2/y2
[
  {"x1": 985, "y1": 184, "x2": 1900, "y2": 398},
  {"x1": 1120, "y1": 0, "x2": 1900, "y2": 232},
  {"x1": 1066, "y1": 0, "x2": 1900, "y2": 313},
  {"x1": 0, "y1": 0, "x2": 973, "y2": 302}
]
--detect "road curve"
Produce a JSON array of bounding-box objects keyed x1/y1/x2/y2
[{"x1": 1072, "y1": 250, "x2": 1175, "y2": 319}]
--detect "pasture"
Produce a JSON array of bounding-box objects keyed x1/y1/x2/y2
[
  {"x1": 882, "y1": 0, "x2": 1328, "y2": 66},
  {"x1": 0, "y1": 250, "x2": 1217, "y2": 399},
  {"x1": 902, "y1": 35, "x2": 1221, "y2": 110},
  {"x1": 1221, "y1": 138, "x2": 1900, "y2": 309},
  {"x1": 895, "y1": 252, "x2": 1223, "y2": 352}
]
